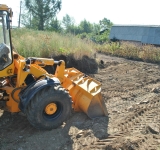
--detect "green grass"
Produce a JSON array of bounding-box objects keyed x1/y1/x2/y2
[
  {"x1": 95, "y1": 41, "x2": 160, "y2": 63},
  {"x1": 12, "y1": 28, "x2": 160, "y2": 64},
  {"x1": 11, "y1": 28, "x2": 95, "y2": 59}
]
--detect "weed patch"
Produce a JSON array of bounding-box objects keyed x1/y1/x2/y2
[{"x1": 95, "y1": 41, "x2": 160, "y2": 63}]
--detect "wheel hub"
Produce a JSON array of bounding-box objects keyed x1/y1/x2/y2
[{"x1": 45, "y1": 103, "x2": 57, "y2": 115}]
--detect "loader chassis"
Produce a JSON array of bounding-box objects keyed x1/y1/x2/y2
[{"x1": 0, "y1": 4, "x2": 107, "y2": 130}]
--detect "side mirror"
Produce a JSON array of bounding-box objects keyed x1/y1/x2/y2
[
  {"x1": 9, "y1": 9, "x2": 13, "y2": 18},
  {"x1": 6, "y1": 15, "x2": 11, "y2": 30}
]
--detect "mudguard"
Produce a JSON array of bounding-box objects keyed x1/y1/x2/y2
[{"x1": 19, "y1": 77, "x2": 60, "y2": 113}]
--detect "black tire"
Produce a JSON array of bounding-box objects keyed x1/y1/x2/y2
[{"x1": 25, "y1": 85, "x2": 72, "y2": 130}]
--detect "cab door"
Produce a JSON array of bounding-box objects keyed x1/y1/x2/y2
[{"x1": 0, "y1": 10, "x2": 14, "y2": 77}]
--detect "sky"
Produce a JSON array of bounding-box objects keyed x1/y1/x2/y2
[{"x1": 1, "y1": 0, "x2": 160, "y2": 26}]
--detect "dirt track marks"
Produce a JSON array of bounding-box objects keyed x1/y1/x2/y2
[
  {"x1": 89, "y1": 97, "x2": 160, "y2": 149},
  {"x1": 88, "y1": 54, "x2": 160, "y2": 150}
]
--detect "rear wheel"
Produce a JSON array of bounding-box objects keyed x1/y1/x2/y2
[{"x1": 25, "y1": 85, "x2": 72, "y2": 130}]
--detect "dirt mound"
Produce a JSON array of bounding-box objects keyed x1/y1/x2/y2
[{"x1": 44, "y1": 54, "x2": 98, "y2": 74}]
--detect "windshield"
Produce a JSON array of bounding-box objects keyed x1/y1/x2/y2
[{"x1": 0, "y1": 11, "x2": 12, "y2": 70}]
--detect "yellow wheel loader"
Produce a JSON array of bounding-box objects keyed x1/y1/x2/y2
[{"x1": 0, "y1": 4, "x2": 107, "y2": 130}]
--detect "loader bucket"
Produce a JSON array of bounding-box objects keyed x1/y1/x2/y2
[{"x1": 62, "y1": 68, "x2": 108, "y2": 118}]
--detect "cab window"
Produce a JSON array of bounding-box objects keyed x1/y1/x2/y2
[{"x1": 0, "y1": 11, "x2": 12, "y2": 70}]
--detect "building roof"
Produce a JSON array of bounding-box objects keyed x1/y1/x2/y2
[{"x1": 112, "y1": 24, "x2": 160, "y2": 27}]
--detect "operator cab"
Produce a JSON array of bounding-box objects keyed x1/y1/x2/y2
[{"x1": 0, "y1": 10, "x2": 12, "y2": 70}]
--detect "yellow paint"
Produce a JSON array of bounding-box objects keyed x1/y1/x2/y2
[
  {"x1": 2, "y1": 86, "x2": 20, "y2": 112},
  {"x1": 0, "y1": 4, "x2": 9, "y2": 11},
  {"x1": 54, "y1": 60, "x2": 65, "y2": 83},
  {"x1": 0, "y1": 63, "x2": 14, "y2": 77},
  {"x1": 45, "y1": 103, "x2": 57, "y2": 115}
]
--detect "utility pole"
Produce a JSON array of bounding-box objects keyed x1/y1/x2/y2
[{"x1": 18, "y1": 1, "x2": 22, "y2": 28}]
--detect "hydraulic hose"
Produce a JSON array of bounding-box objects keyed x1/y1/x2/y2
[{"x1": 11, "y1": 87, "x2": 23, "y2": 103}]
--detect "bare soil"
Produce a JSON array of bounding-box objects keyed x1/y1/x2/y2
[{"x1": 0, "y1": 53, "x2": 160, "y2": 150}]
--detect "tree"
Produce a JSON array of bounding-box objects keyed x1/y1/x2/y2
[
  {"x1": 24, "y1": 0, "x2": 62, "y2": 30},
  {"x1": 47, "y1": 18, "x2": 63, "y2": 32},
  {"x1": 79, "y1": 19, "x2": 93, "y2": 34},
  {"x1": 21, "y1": 12, "x2": 39, "y2": 29},
  {"x1": 62, "y1": 14, "x2": 75, "y2": 33},
  {"x1": 89, "y1": 18, "x2": 113, "y2": 44},
  {"x1": 99, "y1": 18, "x2": 113, "y2": 31},
  {"x1": 92, "y1": 23, "x2": 101, "y2": 34}
]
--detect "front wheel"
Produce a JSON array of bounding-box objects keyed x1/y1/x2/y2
[{"x1": 25, "y1": 85, "x2": 72, "y2": 130}]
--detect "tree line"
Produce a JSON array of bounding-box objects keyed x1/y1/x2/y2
[{"x1": 21, "y1": 0, "x2": 113, "y2": 44}]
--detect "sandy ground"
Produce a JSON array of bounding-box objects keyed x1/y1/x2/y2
[{"x1": 0, "y1": 53, "x2": 160, "y2": 150}]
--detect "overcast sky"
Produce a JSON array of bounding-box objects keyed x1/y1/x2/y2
[{"x1": 1, "y1": 0, "x2": 160, "y2": 26}]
